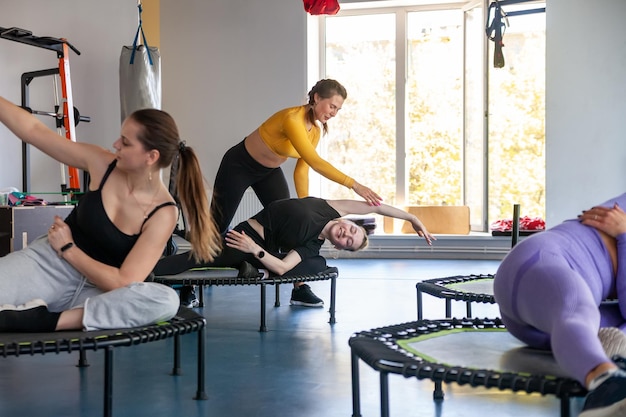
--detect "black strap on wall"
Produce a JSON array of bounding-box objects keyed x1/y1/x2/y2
[{"x1": 485, "y1": 1, "x2": 546, "y2": 69}]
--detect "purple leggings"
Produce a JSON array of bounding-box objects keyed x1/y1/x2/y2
[{"x1": 494, "y1": 221, "x2": 626, "y2": 384}]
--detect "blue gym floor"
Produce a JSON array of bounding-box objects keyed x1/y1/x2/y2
[{"x1": 0, "y1": 258, "x2": 584, "y2": 416}]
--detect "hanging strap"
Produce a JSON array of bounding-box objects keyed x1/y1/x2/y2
[
  {"x1": 485, "y1": 1, "x2": 507, "y2": 68},
  {"x1": 129, "y1": 3, "x2": 154, "y2": 65}
]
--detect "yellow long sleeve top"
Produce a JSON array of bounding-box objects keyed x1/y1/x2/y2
[{"x1": 258, "y1": 105, "x2": 355, "y2": 197}]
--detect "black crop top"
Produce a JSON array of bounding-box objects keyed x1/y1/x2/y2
[{"x1": 64, "y1": 160, "x2": 176, "y2": 268}]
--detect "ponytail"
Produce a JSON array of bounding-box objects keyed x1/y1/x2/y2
[
  {"x1": 129, "y1": 109, "x2": 221, "y2": 262},
  {"x1": 176, "y1": 145, "x2": 222, "y2": 262}
]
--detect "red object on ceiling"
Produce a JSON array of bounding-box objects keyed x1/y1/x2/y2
[{"x1": 303, "y1": 0, "x2": 340, "y2": 16}]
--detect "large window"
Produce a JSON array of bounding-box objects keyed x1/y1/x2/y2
[{"x1": 316, "y1": 0, "x2": 545, "y2": 231}]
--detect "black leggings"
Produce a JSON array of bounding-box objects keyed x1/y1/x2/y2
[
  {"x1": 210, "y1": 139, "x2": 290, "y2": 233},
  {"x1": 154, "y1": 221, "x2": 327, "y2": 277}
]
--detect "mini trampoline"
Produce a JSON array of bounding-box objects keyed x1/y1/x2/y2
[
  {"x1": 412, "y1": 204, "x2": 523, "y2": 320},
  {"x1": 416, "y1": 273, "x2": 496, "y2": 320},
  {"x1": 349, "y1": 317, "x2": 586, "y2": 417},
  {"x1": 154, "y1": 266, "x2": 339, "y2": 331},
  {"x1": 0, "y1": 306, "x2": 207, "y2": 417}
]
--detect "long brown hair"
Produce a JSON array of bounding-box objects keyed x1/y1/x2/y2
[
  {"x1": 131, "y1": 109, "x2": 221, "y2": 262},
  {"x1": 306, "y1": 79, "x2": 347, "y2": 135}
]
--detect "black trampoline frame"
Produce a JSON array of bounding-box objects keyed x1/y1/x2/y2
[
  {"x1": 154, "y1": 266, "x2": 339, "y2": 332},
  {"x1": 349, "y1": 317, "x2": 586, "y2": 417},
  {"x1": 416, "y1": 274, "x2": 496, "y2": 320},
  {"x1": 0, "y1": 306, "x2": 207, "y2": 417}
]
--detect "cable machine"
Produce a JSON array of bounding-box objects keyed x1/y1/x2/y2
[{"x1": 0, "y1": 26, "x2": 90, "y2": 198}]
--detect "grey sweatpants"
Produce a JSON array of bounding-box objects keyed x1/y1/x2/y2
[{"x1": 0, "y1": 236, "x2": 179, "y2": 331}]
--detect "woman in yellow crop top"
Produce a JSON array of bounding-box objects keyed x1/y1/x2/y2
[{"x1": 209, "y1": 79, "x2": 383, "y2": 234}]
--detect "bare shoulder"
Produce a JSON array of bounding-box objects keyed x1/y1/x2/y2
[{"x1": 141, "y1": 198, "x2": 179, "y2": 234}]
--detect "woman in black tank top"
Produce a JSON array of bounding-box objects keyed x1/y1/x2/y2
[{"x1": 0, "y1": 96, "x2": 221, "y2": 332}]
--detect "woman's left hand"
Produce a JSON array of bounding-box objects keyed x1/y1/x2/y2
[
  {"x1": 579, "y1": 203, "x2": 626, "y2": 237},
  {"x1": 47, "y1": 215, "x2": 75, "y2": 256},
  {"x1": 225, "y1": 229, "x2": 259, "y2": 254},
  {"x1": 410, "y1": 217, "x2": 436, "y2": 246}
]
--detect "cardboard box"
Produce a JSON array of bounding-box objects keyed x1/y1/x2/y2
[
  {"x1": 383, "y1": 206, "x2": 470, "y2": 235},
  {"x1": 0, "y1": 205, "x2": 74, "y2": 256}
]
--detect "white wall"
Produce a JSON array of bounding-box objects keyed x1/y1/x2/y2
[
  {"x1": 0, "y1": 1, "x2": 138, "y2": 194},
  {"x1": 545, "y1": 0, "x2": 626, "y2": 225},
  {"x1": 160, "y1": 0, "x2": 307, "y2": 193},
  {"x1": 2, "y1": 0, "x2": 626, "y2": 228}
]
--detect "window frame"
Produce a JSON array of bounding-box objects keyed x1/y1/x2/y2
[{"x1": 311, "y1": 0, "x2": 545, "y2": 233}]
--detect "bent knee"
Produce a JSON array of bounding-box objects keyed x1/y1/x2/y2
[{"x1": 150, "y1": 283, "x2": 180, "y2": 321}]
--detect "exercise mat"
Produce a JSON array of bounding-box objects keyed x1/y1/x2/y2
[
  {"x1": 444, "y1": 278, "x2": 495, "y2": 296},
  {"x1": 398, "y1": 328, "x2": 567, "y2": 378}
]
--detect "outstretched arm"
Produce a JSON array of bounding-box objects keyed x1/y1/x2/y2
[
  {"x1": 0, "y1": 96, "x2": 110, "y2": 173},
  {"x1": 327, "y1": 199, "x2": 435, "y2": 245},
  {"x1": 285, "y1": 117, "x2": 382, "y2": 205}
]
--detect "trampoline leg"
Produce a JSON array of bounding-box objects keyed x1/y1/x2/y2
[
  {"x1": 380, "y1": 371, "x2": 390, "y2": 417},
  {"x1": 560, "y1": 395, "x2": 570, "y2": 417},
  {"x1": 259, "y1": 284, "x2": 268, "y2": 332},
  {"x1": 198, "y1": 284, "x2": 205, "y2": 307},
  {"x1": 77, "y1": 348, "x2": 90, "y2": 367},
  {"x1": 104, "y1": 345, "x2": 114, "y2": 417},
  {"x1": 328, "y1": 275, "x2": 337, "y2": 325},
  {"x1": 416, "y1": 287, "x2": 423, "y2": 320},
  {"x1": 194, "y1": 327, "x2": 208, "y2": 400},
  {"x1": 466, "y1": 301, "x2": 472, "y2": 318},
  {"x1": 433, "y1": 381, "x2": 444, "y2": 400},
  {"x1": 445, "y1": 299, "x2": 452, "y2": 318},
  {"x1": 350, "y1": 349, "x2": 362, "y2": 417},
  {"x1": 171, "y1": 334, "x2": 182, "y2": 375},
  {"x1": 275, "y1": 283, "x2": 281, "y2": 307}
]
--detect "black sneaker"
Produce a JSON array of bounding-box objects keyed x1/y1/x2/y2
[
  {"x1": 580, "y1": 369, "x2": 626, "y2": 417},
  {"x1": 0, "y1": 299, "x2": 58, "y2": 332},
  {"x1": 290, "y1": 284, "x2": 324, "y2": 307},
  {"x1": 179, "y1": 285, "x2": 200, "y2": 308}
]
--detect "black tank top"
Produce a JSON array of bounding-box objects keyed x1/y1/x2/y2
[{"x1": 64, "y1": 160, "x2": 176, "y2": 268}]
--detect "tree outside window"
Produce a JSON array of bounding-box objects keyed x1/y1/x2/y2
[{"x1": 318, "y1": 2, "x2": 545, "y2": 231}]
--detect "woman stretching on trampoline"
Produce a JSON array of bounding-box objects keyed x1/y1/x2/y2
[
  {"x1": 494, "y1": 193, "x2": 626, "y2": 417},
  {"x1": 0, "y1": 96, "x2": 221, "y2": 332},
  {"x1": 155, "y1": 196, "x2": 434, "y2": 306}
]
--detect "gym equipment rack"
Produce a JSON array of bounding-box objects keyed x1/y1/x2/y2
[{"x1": 1, "y1": 26, "x2": 84, "y2": 195}]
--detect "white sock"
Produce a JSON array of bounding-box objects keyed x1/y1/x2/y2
[{"x1": 598, "y1": 327, "x2": 626, "y2": 358}]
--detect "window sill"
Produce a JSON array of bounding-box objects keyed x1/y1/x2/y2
[{"x1": 320, "y1": 232, "x2": 518, "y2": 260}]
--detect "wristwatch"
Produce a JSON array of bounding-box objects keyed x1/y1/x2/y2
[{"x1": 257, "y1": 250, "x2": 265, "y2": 259}]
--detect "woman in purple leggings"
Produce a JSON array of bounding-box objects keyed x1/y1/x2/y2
[{"x1": 494, "y1": 193, "x2": 626, "y2": 417}]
